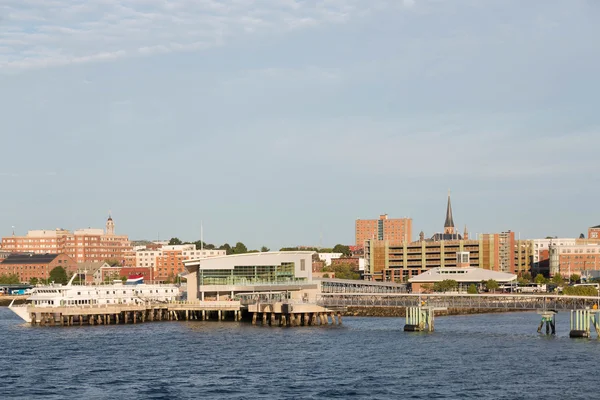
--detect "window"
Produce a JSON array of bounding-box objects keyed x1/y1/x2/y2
[{"x1": 300, "y1": 259, "x2": 305, "y2": 272}]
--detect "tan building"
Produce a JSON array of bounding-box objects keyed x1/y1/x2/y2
[
  {"x1": 0, "y1": 253, "x2": 77, "y2": 283},
  {"x1": 355, "y1": 214, "x2": 412, "y2": 247},
  {"x1": 1, "y1": 215, "x2": 133, "y2": 265},
  {"x1": 364, "y1": 194, "x2": 526, "y2": 281}
]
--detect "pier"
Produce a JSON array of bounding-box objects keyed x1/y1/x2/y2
[
  {"x1": 20, "y1": 301, "x2": 243, "y2": 326},
  {"x1": 248, "y1": 301, "x2": 342, "y2": 327}
]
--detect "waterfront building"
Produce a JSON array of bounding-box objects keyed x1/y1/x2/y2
[
  {"x1": 136, "y1": 244, "x2": 226, "y2": 282},
  {"x1": 409, "y1": 266, "x2": 517, "y2": 293},
  {"x1": 355, "y1": 214, "x2": 412, "y2": 248},
  {"x1": 0, "y1": 215, "x2": 133, "y2": 265},
  {"x1": 548, "y1": 241, "x2": 600, "y2": 279},
  {"x1": 0, "y1": 253, "x2": 77, "y2": 283},
  {"x1": 184, "y1": 251, "x2": 314, "y2": 301}
]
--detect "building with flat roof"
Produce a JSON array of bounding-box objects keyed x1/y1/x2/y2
[
  {"x1": 184, "y1": 251, "x2": 314, "y2": 301},
  {"x1": 355, "y1": 214, "x2": 412, "y2": 248},
  {"x1": 548, "y1": 241, "x2": 600, "y2": 279},
  {"x1": 1, "y1": 215, "x2": 133, "y2": 265}
]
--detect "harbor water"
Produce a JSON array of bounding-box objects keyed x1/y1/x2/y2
[{"x1": 1, "y1": 308, "x2": 599, "y2": 399}]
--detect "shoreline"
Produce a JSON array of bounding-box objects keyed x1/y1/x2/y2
[{"x1": 342, "y1": 306, "x2": 532, "y2": 317}]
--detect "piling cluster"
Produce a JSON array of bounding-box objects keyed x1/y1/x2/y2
[{"x1": 251, "y1": 311, "x2": 342, "y2": 327}]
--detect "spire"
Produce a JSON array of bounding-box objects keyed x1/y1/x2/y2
[{"x1": 444, "y1": 190, "x2": 455, "y2": 234}]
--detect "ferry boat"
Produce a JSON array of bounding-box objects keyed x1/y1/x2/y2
[{"x1": 8, "y1": 274, "x2": 180, "y2": 323}]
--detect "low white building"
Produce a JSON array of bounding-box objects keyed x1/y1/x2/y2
[
  {"x1": 409, "y1": 267, "x2": 517, "y2": 293},
  {"x1": 318, "y1": 253, "x2": 343, "y2": 266}
]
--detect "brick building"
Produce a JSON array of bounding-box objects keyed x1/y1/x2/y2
[
  {"x1": 0, "y1": 215, "x2": 133, "y2": 265},
  {"x1": 0, "y1": 253, "x2": 77, "y2": 283},
  {"x1": 355, "y1": 214, "x2": 412, "y2": 248},
  {"x1": 549, "y1": 242, "x2": 600, "y2": 278}
]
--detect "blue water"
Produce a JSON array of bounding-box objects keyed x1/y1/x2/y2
[{"x1": 0, "y1": 308, "x2": 597, "y2": 399}]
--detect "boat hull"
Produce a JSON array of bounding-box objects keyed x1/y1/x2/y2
[{"x1": 8, "y1": 304, "x2": 31, "y2": 323}]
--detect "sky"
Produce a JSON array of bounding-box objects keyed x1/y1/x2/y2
[{"x1": 0, "y1": 0, "x2": 599, "y2": 250}]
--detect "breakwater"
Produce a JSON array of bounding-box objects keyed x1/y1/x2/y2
[{"x1": 342, "y1": 306, "x2": 526, "y2": 317}]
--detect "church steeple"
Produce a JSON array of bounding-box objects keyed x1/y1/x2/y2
[{"x1": 444, "y1": 190, "x2": 455, "y2": 235}]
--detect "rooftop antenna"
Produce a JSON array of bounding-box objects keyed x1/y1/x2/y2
[{"x1": 12, "y1": 225, "x2": 15, "y2": 236}]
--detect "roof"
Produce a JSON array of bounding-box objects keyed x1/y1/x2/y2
[
  {"x1": 408, "y1": 267, "x2": 517, "y2": 284},
  {"x1": 591, "y1": 225, "x2": 600, "y2": 229},
  {"x1": 184, "y1": 251, "x2": 315, "y2": 270},
  {"x1": 429, "y1": 233, "x2": 463, "y2": 241},
  {"x1": 444, "y1": 193, "x2": 455, "y2": 228},
  {"x1": 2, "y1": 253, "x2": 60, "y2": 264},
  {"x1": 74, "y1": 261, "x2": 109, "y2": 274}
]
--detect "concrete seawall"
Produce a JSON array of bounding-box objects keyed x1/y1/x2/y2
[{"x1": 343, "y1": 306, "x2": 527, "y2": 317}]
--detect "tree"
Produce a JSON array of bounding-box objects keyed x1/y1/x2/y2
[
  {"x1": 232, "y1": 242, "x2": 248, "y2": 254},
  {"x1": 29, "y1": 277, "x2": 39, "y2": 285},
  {"x1": 521, "y1": 272, "x2": 532, "y2": 282},
  {"x1": 534, "y1": 274, "x2": 547, "y2": 285},
  {"x1": 49, "y1": 266, "x2": 68, "y2": 285},
  {"x1": 551, "y1": 274, "x2": 564, "y2": 285},
  {"x1": 0, "y1": 274, "x2": 20, "y2": 284},
  {"x1": 486, "y1": 279, "x2": 499, "y2": 292},
  {"x1": 219, "y1": 243, "x2": 232, "y2": 255},
  {"x1": 467, "y1": 284, "x2": 478, "y2": 294},
  {"x1": 260, "y1": 246, "x2": 270, "y2": 252},
  {"x1": 332, "y1": 244, "x2": 351, "y2": 257},
  {"x1": 322, "y1": 273, "x2": 330, "y2": 278},
  {"x1": 433, "y1": 279, "x2": 458, "y2": 293},
  {"x1": 168, "y1": 237, "x2": 182, "y2": 245},
  {"x1": 420, "y1": 283, "x2": 433, "y2": 293},
  {"x1": 570, "y1": 274, "x2": 581, "y2": 284},
  {"x1": 563, "y1": 286, "x2": 598, "y2": 296}
]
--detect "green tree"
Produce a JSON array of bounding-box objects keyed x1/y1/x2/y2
[
  {"x1": 332, "y1": 244, "x2": 351, "y2": 257},
  {"x1": 551, "y1": 274, "x2": 564, "y2": 285},
  {"x1": 486, "y1": 279, "x2": 499, "y2": 292},
  {"x1": 260, "y1": 246, "x2": 270, "y2": 252},
  {"x1": 49, "y1": 266, "x2": 68, "y2": 284},
  {"x1": 467, "y1": 284, "x2": 478, "y2": 294},
  {"x1": 219, "y1": 243, "x2": 233, "y2": 255},
  {"x1": 534, "y1": 274, "x2": 547, "y2": 285},
  {"x1": 0, "y1": 274, "x2": 21, "y2": 284},
  {"x1": 232, "y1": 242, "x2": 248, "y2": 254},
  {"x1": 563, "y1": 286, "x2": 598, "y2": 296},
  {"x1": 168, "y1": 237, "x2": 182, "y2": 245},
  {"x1": 29, "y1": 277, "x2": 39, "y2": 285},
  {"x1": 433, "y1": 279, "x2": 458, "y2": 293},
  {"x1": 570, "y1": 274, "x2": 581, "y2": 284},
  {"x1": 322, "y1": 273, "x2": 330, "y2": 278},
  {"x1": 521, "y1": 272, "x2": 532, "y2": 282}
]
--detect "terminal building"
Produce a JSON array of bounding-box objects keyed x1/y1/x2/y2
[{"x1": 183, "y1": 251, "x2": 316, "y2": 302}]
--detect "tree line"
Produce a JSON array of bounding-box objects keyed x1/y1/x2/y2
[{"x1": 167, "y1": 238, "x2": 352, "y2": 257}]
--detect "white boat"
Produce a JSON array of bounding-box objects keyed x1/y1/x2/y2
[{"x1": 8, "y1": 274, "x2": 180, "y2": 323}]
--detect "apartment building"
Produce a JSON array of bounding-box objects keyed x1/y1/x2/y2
[
  {"x1": 355, "y1": 214, "x2": 412, "y2": 247},
  {"x1": 0, "y1": 215, "x2": 133, "y2": 265}
]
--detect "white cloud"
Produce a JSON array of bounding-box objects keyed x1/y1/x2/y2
[{"x1": 0, "y1": 0, "x2": 385, "y2": 71}]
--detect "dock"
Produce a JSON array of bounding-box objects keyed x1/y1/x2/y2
[{"x1": 22, "y1": 301, "x2": 242, "y2": 326}]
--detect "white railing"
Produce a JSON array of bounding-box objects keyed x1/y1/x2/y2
[{"x1": 316, "y1": 293, "x2": 600, "y2": 311}]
